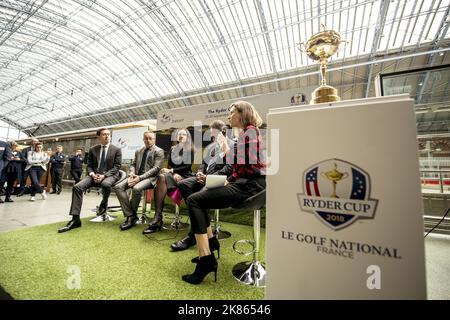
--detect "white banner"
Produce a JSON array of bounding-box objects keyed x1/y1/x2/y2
[
  {"x1": 266, "y1": 95, "x2": 426, "y2": 299},
  {"x1": 111, "y1": 126, "x2": 150, "y2": 160},
  {"x1": 156, "y1": 88, "x2": 314, "y2": 130}
]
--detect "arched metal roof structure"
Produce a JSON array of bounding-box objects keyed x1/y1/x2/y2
[{"x1": 0, "y1": 0, "x2": 449, "y2": 136}]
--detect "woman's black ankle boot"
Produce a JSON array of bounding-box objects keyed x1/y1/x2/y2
[
  {"x1": 191, "y1": 236, "x2": 220, "y2": 263},
  {"x1": 142, "y1": 213, "x2": 163, "y2": 234},
  {"x1": 182, "y1": 254, "x2": 218, "y2": 285}
]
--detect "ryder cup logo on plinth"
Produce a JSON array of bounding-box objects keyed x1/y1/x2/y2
[{"x1": 297, "y1": 159, "x2": 378, "y2": 230}]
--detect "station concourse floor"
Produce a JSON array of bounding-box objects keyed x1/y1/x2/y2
[{"x1": 0, "y1": 187, "x2": 449, "y2": 300}]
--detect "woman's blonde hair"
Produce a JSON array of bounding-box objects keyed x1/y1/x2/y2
[{"x1": 229, "y1": 100, "x2": 263, "y2": 128}]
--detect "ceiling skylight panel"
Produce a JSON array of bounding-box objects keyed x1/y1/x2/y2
[
  {"x1": 120, "y1": 73, "x2": 144, "y2": 92},
  {"x1": 199, "y1": 2, "x2": 241, "y2": 81},
  {"x1": 245, "y1": 0, "x2": 264, "y2": 35},
  {"x1": 423, "y1": 7, "x2": 448, "y2": 43},
  {"x1": 69, "y1": 7, "x2": 108, "y2": 30},
  {"x1": 132, "y1": 85, "x2": 155, "y2": 101},
  {"x1": 194, "y1": 51, "x2": 220, "y2": 85},
  {"x1": 96, "y1": 52, "x2": 129, "y2": 76},
  {"x1": 377, "y1": 0, "x2": 399, "y2": 52},
  {"x1": 253, "y1": 35, "x2": 272, "y2": 76},
  {"x1": 147, "y1": 75, "x2": 174, "y2": 97},
  {"x1": 211, "y1": 2, "x2": 238, "y2": 44},
  {"x1": 111, "y1": 89, "x2": 135, "y2": 105},
  {"x1": 179, "y1": 61, "x2": 206, "y2": 90},
  {"x1": 211, "y1": 47, "x2": 234, "y2": 84}
]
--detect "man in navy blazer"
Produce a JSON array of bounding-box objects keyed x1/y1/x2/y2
[{"x1": 58, "y1": 128, "x2": 122, "y2": 233}]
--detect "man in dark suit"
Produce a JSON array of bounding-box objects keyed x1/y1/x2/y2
[
  {"x1": 17, "y1": 137, "x2": 39, "y2": 197},
  {"x1": 58, "y1": 128, "x2": 122, "y2": 233},
  {"x1": 114, "y1": 131, "x2": 164, "y2": 231},
  {"x1": 50, "y1": 145, "x2": 66, "y2": 194},
  {"x1": 0, "y1": 140, "x2": 13, "y2": 203},
  {"x1": 68, "y1": 148, "x2": 84, "y2": 184}
]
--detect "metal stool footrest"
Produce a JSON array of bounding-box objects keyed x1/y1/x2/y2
[
  {"x1": 135, "y1": 214, "x2": 150, "y2": 225},
  {"x1": 90, "y1": 213, "x2": 117, "y2": 222},
  {"x1": 232, "y1": 239, "x2": 256, "y2": 257},
  {"x1": 162, "y1": 217, "x2": 189, "y2": 230},
  {"x1": 162, "y1": 205, "x2": 189, "y2": 231},
  {"x1": 214, "y1": 228, "x2": 232, "y2": 240}
]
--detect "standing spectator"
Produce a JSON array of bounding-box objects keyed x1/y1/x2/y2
[
  {"x1": 68, "y1": 149, "x2": 84, "y2": 184},
  {"x1": 0, "y1": 139, "x2": 13, "y2": 203},
  {"x1": 25, "y1": 142, "x2": 49, "y2": 201},
  {"x1": 17, "y1": 137, "x2": 39, "y2": 197},
  {"x1": 4, "y1": 141, "x2": 23, "y2": 202},
  {"x1": 50, "y1": 145, "x2": 66, "y2": 194}
]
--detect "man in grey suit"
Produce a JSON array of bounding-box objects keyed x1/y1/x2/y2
[
  {"x1": 58, "y1": 128, "x2": 122, "y2": 233},
  {"x1": 115, "y1": 131, "x2": 164, "y2": 231}
]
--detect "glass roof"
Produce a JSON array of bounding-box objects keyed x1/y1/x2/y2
[{"x1": 0, "y1": 0, "x2": 449, "y2": 131}]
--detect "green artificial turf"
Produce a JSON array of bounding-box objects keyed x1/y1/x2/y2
[{"x1": 0, "y1": 212, "x2": 265, "y2": 300}]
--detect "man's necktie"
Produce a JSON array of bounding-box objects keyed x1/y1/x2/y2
[
  {"x1": 138, "y1": 148, "x2": 149, "y2": 175},
  {"x1": 98, "y1": 145, "x2": 106, "y2": 174}
]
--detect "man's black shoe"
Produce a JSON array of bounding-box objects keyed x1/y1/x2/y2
[
  {"x1": 0, "y1": 198, "x2": 4, "y2": 203},
  {"x1": 171, "y1": 234, "x2": 196, "y2": 251},
  {"x1": 58, "y1": 220, "x2": 82, "y2": 233},
  {"x1": 96, "y1": 207, "x2": 107, "y2": 216},
  {"x1": 5, "y1": 197, "x2": 14, "y2": 203},
  {"x1": 120, "y1": 215, "x2": 138, "y2": 231},
  {"x1": 56, "y1": 190, "x2": 61, "y2": 195},
  {"x1": 17, "y1": 191, "x2": 25, "y2": 197},
  {"x1": 50, "y1": 191, "x2": 57, "y2": 194}
]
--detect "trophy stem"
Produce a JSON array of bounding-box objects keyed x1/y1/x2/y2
[
  {"x1": 320, "y1": 59, "x2": 327, "y2": 86},
  {"x1": 331, "y1": 181, "x2": 338, "y2": 198}
]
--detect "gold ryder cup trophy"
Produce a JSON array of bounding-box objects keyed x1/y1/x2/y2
[
  {"x1": 321, "y1": 163, "x2": 348, "y2": 198},
  {"x1": 303, "y1": 27, "x2": 342, "y2": 104}
]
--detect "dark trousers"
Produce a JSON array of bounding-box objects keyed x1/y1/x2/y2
[
  {"x1": 5, "y1": 171, "x2": 18, "y2": 198},
  {"x1": 69, "y1": 175, "x2": 118, "y2": 216},
  {"x1": 29, "y1": 167, "x2": 45, "y2": 196},
  {"x1": 178, "y1": 176, "x2": 205, "y2": 236},
  {"x1": 20, "y1": 167, "x2": 29, "y2": 191},
  {"x1": 51, "y1": 167, "x2": 64, "y2": 192},
  {"x1": 186, "y1": 179, "x2": 265, "y2": 234},
  {"x1": 70, "y1": 169, "x2": 82, "y2": 184}
]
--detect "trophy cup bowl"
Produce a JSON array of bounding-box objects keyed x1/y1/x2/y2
[{"x1": 304, "y1": 29, "x2": 342, "y2": 104}]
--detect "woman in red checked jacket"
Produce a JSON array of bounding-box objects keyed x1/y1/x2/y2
[{"x1": 182, "y1": 100, "x2": 266, "y2": 285}]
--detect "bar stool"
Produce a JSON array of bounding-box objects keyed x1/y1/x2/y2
[
  {"x1": 90, "y1": 170, "x2": 127, "y2": 223},
  {"x1": 212, "y1": 209, "x2": 232, "y2": 240},
  {"x1": 136, "y1": 188, "x2": 153, "y2": 225},
  {"x1": 163, "y1": 203, "x2": 188, "y2": 231},
  {"x1": 231, "y1": 189, "x2": 266, "y2": 287}
]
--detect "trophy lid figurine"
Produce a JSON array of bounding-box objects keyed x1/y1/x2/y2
[{"x1": 302, "y1": 25, "x2": 342, "y2": 104}]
